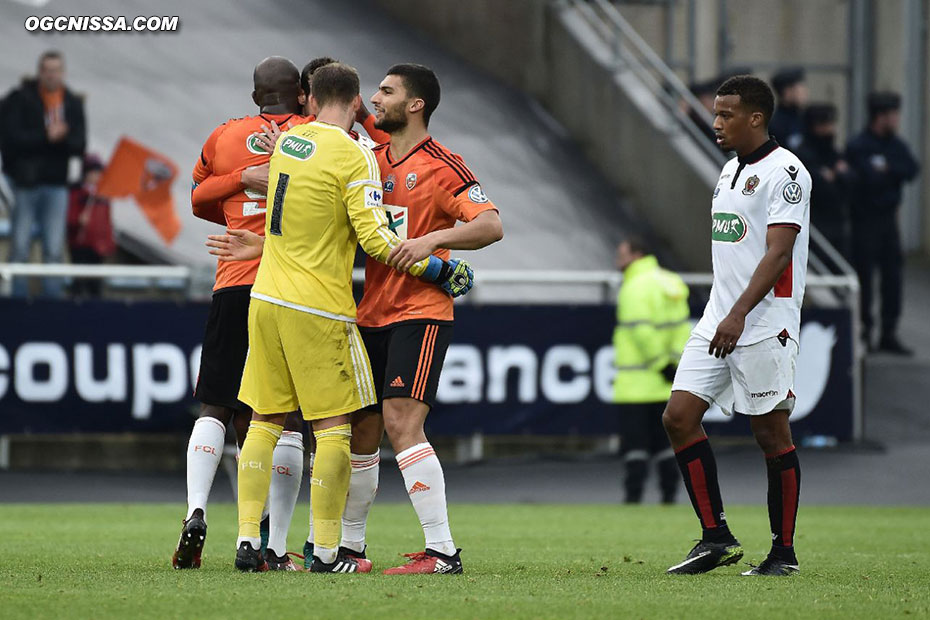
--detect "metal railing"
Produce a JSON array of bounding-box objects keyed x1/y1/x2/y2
[
  {"x1": 568, "y1": 0, "x2": 727, "y2": 166},
  {"x1": 562, "y1": 0, "x2": 859, "y2": 291},
  {"x1": 0, "y1": 263, "x2": 191, "y2": 296},
  {"x1": 0, "y1": 263, "x2": 857, "y2": 300},
  {"x1": 0, "y1": 263, "x2": 863, "y2": 441}
]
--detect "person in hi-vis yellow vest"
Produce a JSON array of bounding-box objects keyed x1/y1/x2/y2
[{"x1": 612, "y1": 236, "x2": 691, "y2": 503}]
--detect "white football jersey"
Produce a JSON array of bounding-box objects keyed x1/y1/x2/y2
[{"x1": 693, "y1": 140, "x2": 811, "y2": 346}]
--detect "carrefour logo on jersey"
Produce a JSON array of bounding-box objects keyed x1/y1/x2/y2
[
  {"x1": 365, "y1": 187, "x2": 383, "y2": 210},
  {"x1": 280, "y1": 136, "x2": 316, "y2": 161},
  {"x1": 711, "y1": 212, "x2": 748, "y2": 243}
]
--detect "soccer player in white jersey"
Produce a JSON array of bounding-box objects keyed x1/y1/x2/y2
[{"x1": 663, "y1": 75, "x2": 811, "y2": 577}]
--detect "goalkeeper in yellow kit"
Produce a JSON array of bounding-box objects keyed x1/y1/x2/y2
[{"x1": 212, "y1": 63, "x2": 473, "y2": 574}]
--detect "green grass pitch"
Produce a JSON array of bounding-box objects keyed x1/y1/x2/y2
[{"x1": 1, "y1": 503, "x2": 928, "y2": 619}]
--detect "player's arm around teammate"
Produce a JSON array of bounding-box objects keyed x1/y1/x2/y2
[
  {"x1": 339, "y1": 65, "x2": 502, "y2": 575},
  {"x1": 351, "y1": 210, "x2": 502, "y2": 455},
  {"x1": 176, "y1": 57, "x2": 308, "y2": 573},
  {"x1": 387, "y1": 209, "x2": 502, "y2": 272}
]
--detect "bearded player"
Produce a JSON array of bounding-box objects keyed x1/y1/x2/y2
[
  {"x1": 663, "y1": 75, "x2": 810, "y2": 577},
  {"x1": 325, "y1": 64, "x2": 503, "y2": 575}
]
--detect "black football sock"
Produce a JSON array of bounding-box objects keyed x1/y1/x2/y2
[
  {"x1": 766, "y1": 446, "x2": 800, "y2": 562},
  {"x1": 675, "y1": 437, "x2": 733, "y2": 543}
]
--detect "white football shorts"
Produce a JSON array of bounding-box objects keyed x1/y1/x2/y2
[{"x1": 672, "y1": 333, "x2": 798, "y2": 416}]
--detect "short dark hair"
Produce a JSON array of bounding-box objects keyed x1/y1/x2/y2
[
  {"x1": 867, "y1": 91, "x2": 901, "y2": 121},
  {"x1": 716, "y1": 75, "x2": 775, "y2": 125},
  {"x1": 386, "y1": 63, "x2": 441, "y2": 126},
  {"x1": 300, "y1": 56, "x2": 337, "y2": 96},
  {"x1": 310, "y1": 62, "x2": 359, "y2": 108},
  {"x1": 803, "y1": 103, "x2": 837, "y2": 131},
  {"x1": 622, "y1": 234, "x2": 650, "y2": 257},
  {"x1": 38, "y1": 50, "x2": 63, "y2": 68},
  {"x1": 770, "y1": 66, "x2": 805, "y2": 97}
]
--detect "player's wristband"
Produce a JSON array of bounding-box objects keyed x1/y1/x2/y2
[{"x1": 421, "y1": 255, "x2": 448, "y2": 283}]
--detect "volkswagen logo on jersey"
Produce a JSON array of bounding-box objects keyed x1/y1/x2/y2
[
  {"x1": 742, "y1": 175, "x2": 760, "y2": 196},
  {"x1": 406, "y1": 173, "x2": 417, "y2": 190},
  {"x1": 467, "y1": 184, "x2": 489, "y2": 204},
  {"x1": 783, "y1": 182, "x2": 803, "y2": 204},
  {"x1": 385, "y1": 174, "x2": 396, "y2": 193}
]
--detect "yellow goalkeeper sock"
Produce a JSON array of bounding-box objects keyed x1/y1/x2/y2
[
  {"x1": 237, "y1": 420, "x2": 282, "y2": 542},
  {"x1": 311, "y1": 423, "x2": 352, "y2": 562}
]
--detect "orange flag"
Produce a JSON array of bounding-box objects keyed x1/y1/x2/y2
[{"x1": 97, "y1": 137, "x2": 181, "y2": 244}]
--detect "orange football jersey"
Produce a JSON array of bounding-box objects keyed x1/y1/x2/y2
[
  {"x1": 356, "y1": 136, "x2": 498, "y2": 327},
  {"x1": 192, "y1": 113, "x2": 308, "y2": 290}
]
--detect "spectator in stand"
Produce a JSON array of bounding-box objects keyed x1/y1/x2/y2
[
  {"x1": 686, "y1": 78, "x2": 718, "y2": 143},
  {"x1": 846, "y1": 92, "x2": 920, "y2": 355},
  {"x1": 1, "y1": 50, "x2": 86, "y2": 298},
  {"x1": 795, "y1": 103, "x2": 855, "y2": 260},
  {"x1": 769, "y1": 67, "x2": 807, "y2": 151},
  {"x1": 67, "y1": 154, "x2": 114, "y2": 297}
]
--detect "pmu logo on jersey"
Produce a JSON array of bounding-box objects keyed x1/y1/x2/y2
[
  {"x1": 468, "y1": 184, "x2": 489, "y2": 204},
  {"x1": 385, "y1": 174, "x2": 396, "y2": 193},
  {"x1": 246, "y1": 133, "x2": 268, "y2": 155},
  {"x1": 280, "y1": 136, "x2": 316, "y2": 161},
  {"x1": 406, "y1": 172, "x2": 417, "y2": 190},
  {"x1": 711, "y1": 212, "x2": 748, "y2": 243},
  {"x1": 742, "y1": 175, "x2": 760, "y2": 195}
]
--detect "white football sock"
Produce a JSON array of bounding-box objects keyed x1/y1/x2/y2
[
  {"x1": 186, "y1": 416, "x2": 226, "y2": 521},
  {"x1": 396, "y1": 443, "x2": 456, "y2": 556},
  {"x1": 306, "y1": 452, "x2": 315, "y2": 544},
  {"x1": 340, "y1": 451, "x2": 380, "y2": 553},
  {"x1": 316, "y1": 545, "x2": 337, "y2": 564},
  {"x1": 266, "y1": 431, "x2": 304, "y2": 557}
]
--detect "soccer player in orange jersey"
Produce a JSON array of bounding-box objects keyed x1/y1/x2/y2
[
  {"x1": 247, "y1": 57, "x2": 389, "y2": 192},
  {"x1": 172, "y1": 57, "x2": 308, "y2": 572},
  {"x1": 272, "y1": 56, "x2": 389, "y2": 144},
  {"x1": 333, "y1": 64, "x2": 504, "y2": 574}
]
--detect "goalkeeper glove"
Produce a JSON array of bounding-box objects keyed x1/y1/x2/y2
[{"x1": 422, "y1": 256, "x2": 475, "y2": 298}]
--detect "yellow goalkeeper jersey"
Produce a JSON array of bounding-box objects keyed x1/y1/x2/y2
[{"x1": 250, "y1": 121, "x2": 428, "y2": 321}]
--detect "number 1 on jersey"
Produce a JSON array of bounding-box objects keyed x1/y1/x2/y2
[{"x1": 269, "y1": 172, "x2": 290, "y2": 236}]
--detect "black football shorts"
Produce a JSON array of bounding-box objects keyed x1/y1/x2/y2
[
  {"x1": 194, "y1": 286, "x2": 252, "y2": 412},
  {"x1": 359, "y1": 321, "x2": 453, "y2": 411}
]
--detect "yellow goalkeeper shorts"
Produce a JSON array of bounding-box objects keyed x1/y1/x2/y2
[{"x1": 238, "y1": 298, "x2": 377, "y2": 420}]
